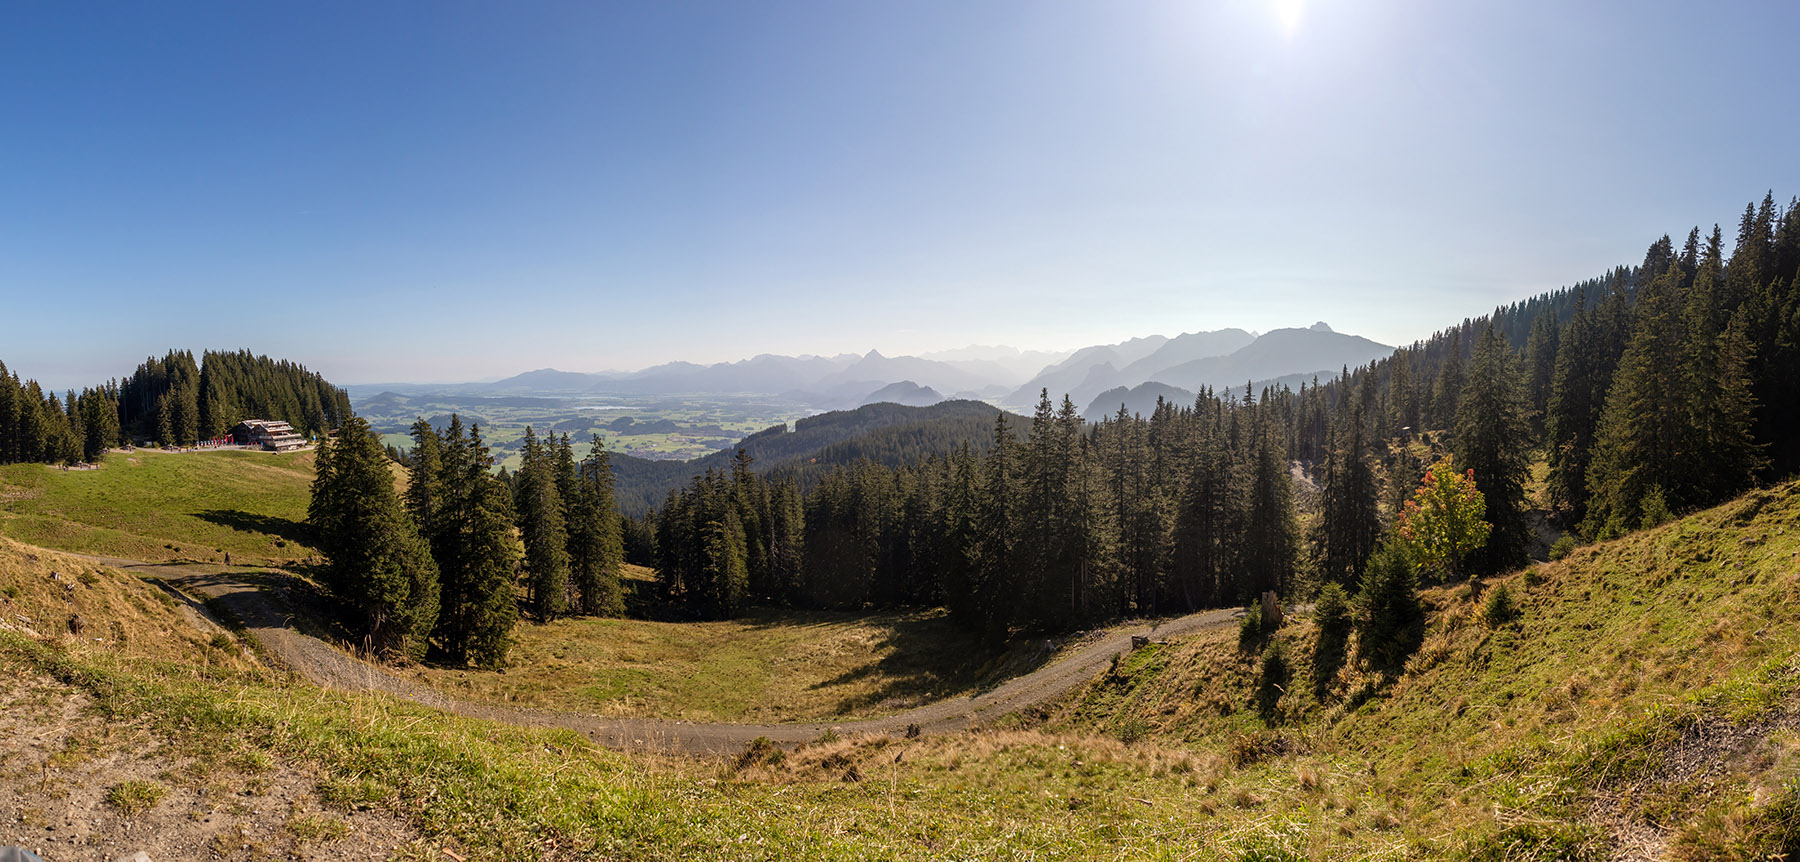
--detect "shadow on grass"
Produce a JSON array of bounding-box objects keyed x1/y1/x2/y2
[
  {"x1": 193, "y1": 509, "x2": 316, "y2": 549},
  {"x1": 809, "y1": 618, "x2": 1060, "y2": 715}
]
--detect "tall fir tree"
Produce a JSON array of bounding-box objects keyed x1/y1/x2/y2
[
  {"x1": 307, "y1": 415, "x2": 439, "y2": 658},
  {"x1": 1454, "y1": 325, "x2": 1534, "y2": 573},
  {"x1": 515, "y1": 426, "x2": 571, "y2": 620}
]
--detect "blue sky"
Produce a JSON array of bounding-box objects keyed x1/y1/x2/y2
[{"x1": 3, "y1": 0, "x2": 1797, "y2": 390}]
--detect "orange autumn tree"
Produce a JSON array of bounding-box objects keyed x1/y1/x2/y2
[{"x1": 1396, "y1": 456, "x2": 1490, "y2": 582}]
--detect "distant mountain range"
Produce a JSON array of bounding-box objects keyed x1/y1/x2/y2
[{"x1": 347, "y1": 321, "x2": 1392, "y2": 414}]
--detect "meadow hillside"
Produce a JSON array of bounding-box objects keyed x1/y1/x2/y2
[
  {"x1": 0, "y1": 449, "x2": 317, "y2": 565},
  {"x1": 1, "y1": 474, "x2": 1796, "y2": 858},
  {"x1": 1040, "y1": 479, "x2": 1800, "y2": 859}
]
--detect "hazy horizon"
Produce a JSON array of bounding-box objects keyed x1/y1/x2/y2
[{"x1": 6, "y1": 1, "x2": 1798, "y2": 391}]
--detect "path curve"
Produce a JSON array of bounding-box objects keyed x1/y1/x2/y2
[{"x1": 85, "y1": 555, "x2": 1239, "y2": 755}]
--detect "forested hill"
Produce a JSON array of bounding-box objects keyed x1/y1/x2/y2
[
  {"x1": 610, "y1": 400, "x2": 1020, "y2": 513},
  {"x1": 0, "y1": 349, "x2": 352, "y2": 466}
]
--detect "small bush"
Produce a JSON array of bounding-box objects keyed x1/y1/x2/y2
[
  {"x1": 1238, "y1": 602, "x2": 1264, "y2": 651},
  {"x1": 1357, "y1": 541, "x2": 1424, "y2": 670},
  {"x1": 1549, "y1": 535, "x2": 1577, "y2": 560},
  {"x1": 1259, "y1": 639, "x2": 1291, "y2": 721},
  {"x1": 1483, "y1": 583, "x2": 1519, "y2": 627},
  {"x1": 1639, "y1": 486, "x2": 1674, "y2": 530},
  {"x1": 735, "y1": 736, "x2": 784, "y2": 771},
  {"x1": 1312, "y1": 582, "x2": 1353, "y2": 696},
  {"x1": 1116, "y1": 715, "x2": 1149, "y2": 745}
]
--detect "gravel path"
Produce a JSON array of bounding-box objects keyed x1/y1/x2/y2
[{"x1": 85, "y1": 556, "x2": 1238, "y2": 756}]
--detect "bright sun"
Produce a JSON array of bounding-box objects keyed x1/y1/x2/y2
[{"x1": 1270, "y1": 0, "x2": 1305, "y2": 35}]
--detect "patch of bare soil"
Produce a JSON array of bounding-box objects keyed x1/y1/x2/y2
[
  {"x1": 1588, "y1": 706, "x2": 1800, "y2": 862},
  {"x1": 0, "y1": 669, "x2": 431, "y2": 862}
]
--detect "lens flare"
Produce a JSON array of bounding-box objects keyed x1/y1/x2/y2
[{"x1": 1271, "y1": 0, "x2": 1305, "y2": 35}]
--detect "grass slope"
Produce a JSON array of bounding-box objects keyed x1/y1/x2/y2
[
  {"x1": 0, "y1": 449, "x2": 317, "y2": 565},
  {"x1": 4, "y1": 467, "x2": 1797, "y2": 859},
  {"x1": 403, "y1": 598, "x2": 1048, "y2": 723},
  {"x1": 1046, "y1": 480, "x2": 1800, "y2": 859}
]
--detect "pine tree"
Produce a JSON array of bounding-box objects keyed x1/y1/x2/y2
[
  {"x1": 1314, "y1": 384, "x2": 1381, "y2": 586},
  {"x1": 703, "y1": 505, "x2": 749, "y2": 618},
  {"x1": 973, "y1": 412, "x2": 1018, "y2": 644},
  {"x1": 1584, "y1": 261, "x2": 1699, "y2": 537},
  {"x1": 307, "y1": 416, "x2": 439, "y2": 658},
  {"x1": 1242, "y1": 411, "x2": 1298, "y2": 601},
  {"x1": 1430, "y1": 332, "x2": 1465, "y2": 429},
  {"x1": 515, "y1": 426, "x2": 570, "y2": 620},
  {"x1": 1522, "y1": 311, "x2": 1559, "y2": 440},
  {"x1": 1454, "y1": 326, "x2": 1533, "y2": 573},
  {"x1": 427, "y1": 417, "x2": 520, "y2": 668},
  {"x1": 567, "y1": 436, "x2": 625, "y2": 616},
  {"x1": 1356, "y1": 540, "x2": 1423, "y2": 670},
  {"x1": 404, "y1": 419, "x2": 444, "y2": 538},
  {"x1": 767, "y1": 475, "x2": 805, "y2": 604}
]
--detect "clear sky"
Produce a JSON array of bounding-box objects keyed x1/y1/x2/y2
[{"x1": 4, "y1": 0, "x2": 1797, "y2": 390}]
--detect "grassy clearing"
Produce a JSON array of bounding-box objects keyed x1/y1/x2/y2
[
  {"x1": 404, "y1": 592, "x2": 1053, "y2": 722},
  {"x1": 0, "y1": 449, "x2": 317, "y2": 564}
]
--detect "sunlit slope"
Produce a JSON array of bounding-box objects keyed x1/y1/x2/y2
[
  {"x1": 0, "y1": 535, "x2": 252, "y2": 671},
  {"x1": 0, "y1": 449, "x2": 316, "y2": 564},
  {"x1": 1046, "y1": 480, "x2": 1800, "y2": 858}
]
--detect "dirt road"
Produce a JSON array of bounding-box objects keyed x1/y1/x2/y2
[{"x1": 86, "y1": 556, "x2": 1239, "y2": 756}]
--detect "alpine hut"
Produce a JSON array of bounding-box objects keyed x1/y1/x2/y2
[{"x1": 230, "y1": 419, "x2": 307, "y2": 451}]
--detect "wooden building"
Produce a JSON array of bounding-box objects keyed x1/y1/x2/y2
[{"x1": 230, "y1": 419, "x2": 307, "y2": 451}]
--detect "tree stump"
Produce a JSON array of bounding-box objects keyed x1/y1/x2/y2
[{"x1": 1261, "y1": 591, "x2": 1283, "y2": 629}]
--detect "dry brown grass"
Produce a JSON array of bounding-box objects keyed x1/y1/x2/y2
[{"x1": 0, "y1": 536, "x2": 253, "y2": 672}]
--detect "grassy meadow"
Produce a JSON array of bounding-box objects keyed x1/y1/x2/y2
[
  {"x1": 404, "y1": 581, "x2": 1056, "y2": 723},
  {"x1": 4, "y1": 444, "x2": 1797, "y2": 858},
  {"x1": 0, "y1": 449, "x2": 317, "y2": 565},
  {"x1": 5, "y1": 481, "x2": 1798, "y2": 859}
]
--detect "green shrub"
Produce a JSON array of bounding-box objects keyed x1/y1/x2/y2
[
  {"x1": 1639, "y1": 486, "x2": 1675, "y2": 529},
  {"x1": 1483, "y1": 583, "x2": 1519, "y2": 627},
  {"x1": 1115, "y1": 715, "x2": 1149, "y2": 745},
  {"x1": 1312, "y1": 583, "x2": 1352, "y2": 695},
  {"x1": 1549, "y1": 535, "x2": 1577, "y2": 560},
  {"x1": 1258, "y1": 638, "x2": 1291, "y2": 721},
  {"x1": 1356, "y1": 541, "x2": 1424, "y2": 670},
  {"x1": 1238, "y1": 602, "x2": 1264, "y2": 651}
]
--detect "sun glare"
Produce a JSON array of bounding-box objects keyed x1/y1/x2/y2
[{"x1": 1270, "y1": 0, "x2": 1305, "y2": 36}]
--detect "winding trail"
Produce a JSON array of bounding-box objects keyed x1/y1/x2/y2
[{"x1": 85, "y1": 555, "x2": 1239, "y2": 755}]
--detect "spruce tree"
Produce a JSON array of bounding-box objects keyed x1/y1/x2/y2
[
  {"x1": 307, "y1": 415, "x2": 439, "y2": 658},
  {"x1": 1584, "y1": 261, "x2": 1699, "y2": 537},
  {"x1": 1430, "y1": 332, "x2": 1465, "y2": 429},
  {"x1": 1315, "y1": 385, "x2": 1381, "y2": 586},
  {"x1": 515, "y1": 426, "x2": 571, "y2": 620},
  {"x1": 567, "y1": 436, "x2": 625, "y2": 616},
  {"x1": 1454, "y1": 325, "x2": 1533, "y2": 573},
  {"x1": 1356, "y1": 540, "x2": 1423, "y2": 671},
  {"x1": 1242, "y1": 413, "x2": 1297, "y2": 601}
]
